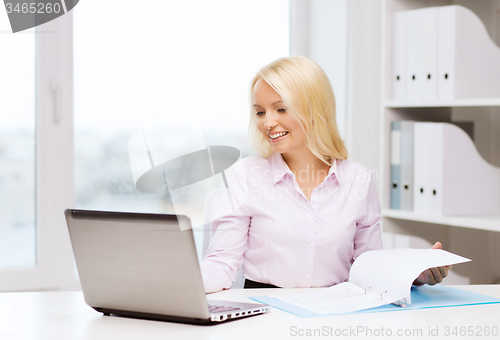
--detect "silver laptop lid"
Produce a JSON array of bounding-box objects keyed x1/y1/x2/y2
[{"x1": 65, "y1": 209, "x2": 210, "y2": 320}]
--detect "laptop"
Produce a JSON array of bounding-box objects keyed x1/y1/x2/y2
[{"x1": 65, "y1": 209, "x2": 271, "y2": 325}]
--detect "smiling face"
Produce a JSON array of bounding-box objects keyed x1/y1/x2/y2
[{"x1": 252, "y1": 78, "x2": 308, "y2": 156}]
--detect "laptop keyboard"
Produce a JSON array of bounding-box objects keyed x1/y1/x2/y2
[{"x1": 207, "y1": 304, "x2": 241, "y2": 313}]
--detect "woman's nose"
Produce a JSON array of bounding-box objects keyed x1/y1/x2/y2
[{"x1": 264, "y1": 111, "x2": 277, "y2": 130}]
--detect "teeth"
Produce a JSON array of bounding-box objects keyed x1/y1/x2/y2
[{"x1": 269, "y1": 132, "x2": 288, "y2": 139}]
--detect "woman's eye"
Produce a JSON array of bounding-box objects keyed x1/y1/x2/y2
[
  {"x1": 278, "y1": 108, "x2": 287, "y2": 113},
  {"x1": 255, "y1": 111, "x2": 265, "y2": 116}
]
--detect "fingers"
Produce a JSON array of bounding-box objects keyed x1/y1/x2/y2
[
  {"x1": 414, "y1": 243, "x2": 451, "y2": 286},
  {"x1": 431, "y1": 242, "x2": 442, "y2": 250},
  {"x1": 413, "y1": 272, "x2": 426, "y2": 286},
  {"x1": 420, "y1": 268, "x2": 436, "y2": 285},
  {"x1": 428, "y1": 267, "x2": 442, "y2": 285},
  {"x1": 418, "y1": 266, "x2": 450, "y2": 286},
  {"x1": 438, "y1": 265, "x2": 450, "y2": 279},
  {"x1": 413, "y1": 280, "x2": 424, "y2": 287}
]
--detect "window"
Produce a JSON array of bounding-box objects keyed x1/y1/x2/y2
[
  {"x1": 0, "y1": 9, "x2": 36, "y2": 270},
  {"x1": 74, "y1": 0, "x2": 289, "y2": 258},
  {"x1": 0, "y1": 10, "x2": 75, "y2": 291}
]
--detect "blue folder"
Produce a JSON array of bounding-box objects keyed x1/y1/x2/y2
[{"x1": 249, "y1": 285, "x2": 500, "y2": 318}]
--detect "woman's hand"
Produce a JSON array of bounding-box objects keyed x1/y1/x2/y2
[{"x1": 412, "y1": 242, "x2": 452, "y2": 287}]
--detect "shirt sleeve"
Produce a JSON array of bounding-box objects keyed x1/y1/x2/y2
[
  {"x1": 352, "y1": 170, "x2": 383, "y2": 261},
  {"x1": 199, "y1": 205, "x2": 250, "y2": 294},
  {"x1": 199, "y1": 160, "x2": 251, "y2": 294}
]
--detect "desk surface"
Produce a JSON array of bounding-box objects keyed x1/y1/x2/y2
[{"x1": 1, "y1": 285, "x2": 499, "y2": 340}]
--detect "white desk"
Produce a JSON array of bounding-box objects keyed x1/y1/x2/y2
[{"x1": 1, "y1": 285, "x2": 499, "y2": 340}]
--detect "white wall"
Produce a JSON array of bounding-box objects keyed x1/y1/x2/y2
[
  {"x1": 345, "y1": 0, "x2": 382, "y2": 170},
  {"x1": 290, "y1": 0, "x2": 348, "y2": 142}
]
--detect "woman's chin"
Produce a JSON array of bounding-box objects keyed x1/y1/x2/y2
[{"x1": 271, "y1": 145, "x2": 287, "y2": 154}]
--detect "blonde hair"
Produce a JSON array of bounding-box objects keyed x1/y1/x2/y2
[{"x1": 248, "y1": 56, "x2": 348, "y2": 166}]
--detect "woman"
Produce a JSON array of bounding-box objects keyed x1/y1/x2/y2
[{"x1": 200, "y1": 56, "x2": 449, "y2": 294}]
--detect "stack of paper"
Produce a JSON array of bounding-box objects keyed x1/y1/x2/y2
[
  {"x1": 250, "y1": 285, "x2": 500, "y2": 317},
  {"x1": 250, "y1": 248, "x2": 471, "y2": 315}
]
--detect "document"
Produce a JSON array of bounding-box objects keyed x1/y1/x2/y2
[
  {"x1": 268, "y1": 248, "x2": 470, "y2": 315},
  {"x1": 274, "y1": 282, "x2": 397, "y2": 315},
  {"x1": 250, "y1": 285, "x2": 500, "y2": 318}
]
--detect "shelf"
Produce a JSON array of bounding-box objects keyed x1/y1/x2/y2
[
  {"x1": 382, "y1": 209, "x2": 500, "y2": 232},
  {"x1": 385, "y1": 98, "x2": 500, "y2": 108}
]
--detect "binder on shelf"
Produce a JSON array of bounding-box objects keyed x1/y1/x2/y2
[
  {"x1": 390, "y1": 121, "x2": 414, "y2": 211},
  {"x1": 419, "y1": 7, "x2": 438, "y2": 101},
  {"x1": 437, "y1": 5, "x2": 500, "y2": 99},
  {"x1": 400, "y1": 121, "x2": 414, "y2": 211},
  {"x1": 413, "y1": 122, "x2": 500, "y2": 216},
  {"x1": 404, "y1": 9, "x2": 421, "y2": 101},
  {"x1": 390, "y1": 121, "x2": 401, "y2": 209},
  {"x1": 414, "y1": 123, "x2": 442, "y2": 215},
  {"x1": 437, "y1": 6, "x2": 455, "y2": 100},
  {"x1": 392, "y1": 11, "x2": 406, "y2": 101}
]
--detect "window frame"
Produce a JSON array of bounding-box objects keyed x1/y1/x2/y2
[{"x1": 0, "y1": 13, "x2": 77, "y2": 291}]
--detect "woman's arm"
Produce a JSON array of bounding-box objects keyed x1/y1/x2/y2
[
  {"x1": 353, "y1": 170, "x2": 383, "y2": 261},
  {"x1": 200, "y1": 162, "x2": 252, "y2": 294},
  {"x1": 200, "y1": 207, "x2": 250, "y2": 294}
]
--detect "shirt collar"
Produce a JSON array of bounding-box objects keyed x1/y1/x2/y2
[
  {"x1": 269, "y1": 152, "x2": 342, "y2": 186},
  {"x1": 270, "y1": 152, "x2": 291, "y2": 184}
]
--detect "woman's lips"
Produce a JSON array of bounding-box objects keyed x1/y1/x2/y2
[{"x1": 269, "y1": 131, "x2": 289, "y2": 143}]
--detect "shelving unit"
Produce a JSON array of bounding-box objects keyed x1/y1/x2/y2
[
  {"x1": 386, "y1": 98, "x2": 500, "y2": 108},
  {"x1": 376, "y1": 0, "x2": 500, "y2": 284},
  {"x1": 341, "y1": 0, "x2": 500, "y2": 284},
  {"x1": 380, "y1": 0, "x2": 500, "y2": 234}
]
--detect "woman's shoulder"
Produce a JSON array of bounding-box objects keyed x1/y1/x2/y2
[
  {"x1": 239, "y1": 155, "x2": 273, "y2": 180},
  {"x1": 335, "y1": 158, "x2": 375, "y2": 186},
  {"x1": 240, "y1": 155, "x2": 272, "y2": 171},
  {"x1": 225, "y1": 155, "x2": 272, "y2": 184},
  {"x1": 336, "y1": 158, "x2": 371, "y2": 172}
]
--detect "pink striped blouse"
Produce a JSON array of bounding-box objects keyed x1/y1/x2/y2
[{"x1": 200, "y1": 152, "x2": 382, "y2": 294}]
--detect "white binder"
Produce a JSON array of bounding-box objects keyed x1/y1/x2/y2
[
  {"x1": 414, "y1": 123, "x2": 442, "y2": 215},
  {"x1": 413, "y1": 122, "x2": 500, "y2": 216},
  {"x1": 392, "y1": 11, "x2": 406, "y2": 101},
  {"x1": 400, "y1": 121, "x2": 414, "y2": 211},
  {"x1": 405, "y1": 9, "x2": 421, "y2": 101},
  {"x1": 437, "y1": 6, "x2": 455, "y2": 100},
  {"x1": 419, "y1": 7, "x2": 438, "y2": 101},
  {"x1": 390, "y1": 121, "x2": 402, "y2": 209},
  {"x1": 437, "y1": 5, "x2": 500, "y2": 99}
]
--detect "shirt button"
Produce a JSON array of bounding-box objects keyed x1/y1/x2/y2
[
  {"x1": 306, "y1": 275, "x2": 311, "y2": 279},
  {"x1": 309, "y1": 243, "x2": 314, "y2": 248}
]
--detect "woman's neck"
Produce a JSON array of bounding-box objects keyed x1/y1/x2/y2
[{"x1": 281, "y1": 149, "x2": 330, "y2": 181}]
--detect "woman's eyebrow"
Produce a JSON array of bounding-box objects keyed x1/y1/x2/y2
[{"x1": 253, "y1": 100, "x2": 283, "y2": 108}]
